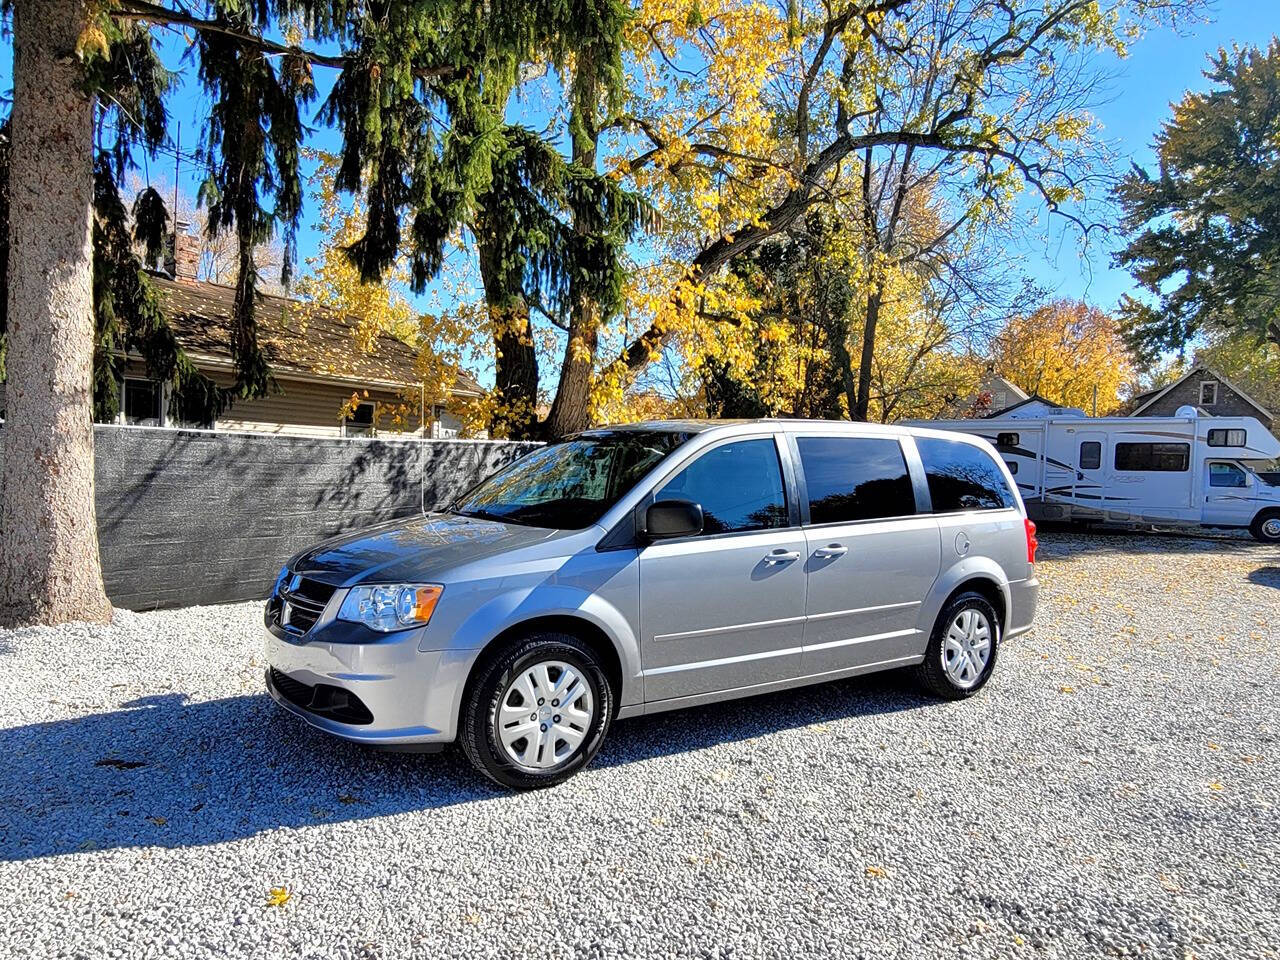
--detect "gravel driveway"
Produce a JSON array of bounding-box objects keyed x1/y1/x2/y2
[{"x1": 1, "y1": 531, "x2": 1277, "y2": 959}]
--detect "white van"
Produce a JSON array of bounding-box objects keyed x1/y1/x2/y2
[{"x1": 919, "y1": 412, "x2": 1280, "y2": 542}]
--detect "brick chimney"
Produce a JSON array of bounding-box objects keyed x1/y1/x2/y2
[{"x1": 165, "y1": 219, "x2": 201, "y2": 282}]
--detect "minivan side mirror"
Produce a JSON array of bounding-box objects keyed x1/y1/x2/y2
[{"x1": 644, "y1": 499, "x2": 704, "y2": 540}]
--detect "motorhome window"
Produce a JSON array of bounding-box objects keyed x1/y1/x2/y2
[
  {"x1": 1209, "y1": 463, "x2": 1247, "y2": 488},
  {"x1": 915, "y1": 437, "x2": 1016, "y2": 512},
  {"x1": 1207, "y1": 428, "x2": 1247, "y2": 447},
  {"x1": 996, "y1": 432, "x2": 1019, "y2": 448},
  {"x1": 797, "y1": 436, "x2": 916, "y2": 524},
  {"x1": 1007, "y1": 461, "x2": 1018, "y2": 475},
  {"x1": 1079, "y1": 441, "x2": 1102, "y2": 470},
  {"x1": 1200, "y1": 381, "x2": 1218, "y2": 406},
  {"x1": 1114, "y1": 442, "x2": 1190, "y2": 472}
]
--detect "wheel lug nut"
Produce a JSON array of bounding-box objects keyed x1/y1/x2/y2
[
  {"x1": 530, "y1": 713, "x2": 537, "y2": 720},
  {"x1": 538, "y1": 698, "x2": 545, "y2": 705},
  {"x1": 539, "y1": 723, "x2": 547, "y2": 732},
  {"x1": 552, "y1": 699, "x2": 559, "y2": 706},
  {"x1": 553, "y1": 715, "x2": 561, "y2": 723}
]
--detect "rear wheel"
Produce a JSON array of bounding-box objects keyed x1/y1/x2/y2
[
  {"x1": 915, "y1": 591, "x2": 1000, "y2": 700},
  {"x1": 460, "y1": 632, "x2": 613, "y2": 789},
  {"x1": 1250, "y1": 510, "x2": 1280, "y2": 544}
]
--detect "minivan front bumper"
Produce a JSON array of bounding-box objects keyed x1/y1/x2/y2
[{"x1": 263, "y1": 626, "x2": 477, "y2": 746}]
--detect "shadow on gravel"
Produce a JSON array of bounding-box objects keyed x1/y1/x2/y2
[
  {"x1": 1035, "y1": 526, "x2": 1259, "y2": 560},
  {"x1": 0, "y1": 673, "x2": 928, "y2": 862},
  {"x1": 1247, "y1": 566, "x2": 1280, "y2": 589}
]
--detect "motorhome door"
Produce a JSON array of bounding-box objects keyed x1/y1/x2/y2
[
  {"x1": 1203, "y1": 461, "x2": 1255, "y2": 527},
  {"x1": 1072, "y1": 430, "x2": 1107, "y2": 505}
]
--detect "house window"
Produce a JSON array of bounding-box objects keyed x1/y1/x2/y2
[
  {"x1": 1114, "y1": 442, "x2": 1190, "y2": 472},
  {"x1": 1207, "y1": 428, "x2": 1247, "y2": 447},
  {"x1": 343, "y1": 401, "x2": 376, "y2": 437},
  {"x1": 122, "y1": 377, "x2": 162, "y2": 426},
  {"x1": 1079, "y1": 441, "x2": 1102, "y2": 470},
  {"x1": 1200, "y1": 381, "x2": 1218, "y2": 406}
]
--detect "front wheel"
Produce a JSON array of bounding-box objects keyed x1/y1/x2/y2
[
  {"x1": 1250, "y1": 510, "x2": 1280, "y2": 544},
  {"x1": 460, "y1": 632, "x2": 613, "y2": 789},
  {"x1": 915, "y1": 592, "x2": 1001, "y2": 700}
]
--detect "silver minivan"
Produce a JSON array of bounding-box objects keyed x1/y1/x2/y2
[{"x1": 265, "y1": 420, "x2": 1039, "y2": 788}]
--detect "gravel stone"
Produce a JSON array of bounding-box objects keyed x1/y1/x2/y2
[{"x1": 1, "y1": 530, "x2": 1277, "y2": 959}]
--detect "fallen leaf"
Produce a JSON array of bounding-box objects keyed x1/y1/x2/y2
[
  {"x1": 95, "y1": 758, "x2": 147, "y2": 770},
  {"x1": 146, "y1": 815, "x2": 167, "y2": 826},
  {"x1": 865, "y1": 865, "x2": 888, "y2": 879},
  {"x1": 1208, "y1": 781, "x2": 1224, "y2": 792},
  {"x1": 1059, "y1": 685, "x2": 1076, "y2": 694},
  {"x1": 266, "y1": 886, "x2": 291, "y2": 908},
  {"x1": 338, "y1": 794, "x2": 360, "y2": 805}
]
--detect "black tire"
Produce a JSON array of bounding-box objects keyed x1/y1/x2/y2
[
  {"x1": 1250, "y1": 509, "x2": 1280, "y2": 544},
  {"x1": 460, "y1": 632, "x2": 613, "y2": 789},
  {"x1": 915, "y1": 591, "x2": 1001, "y2": 700}
]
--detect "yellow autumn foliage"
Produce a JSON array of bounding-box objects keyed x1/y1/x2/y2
[{"x1": 991, "y1": 302, "x2": 1134, "y2": 415}]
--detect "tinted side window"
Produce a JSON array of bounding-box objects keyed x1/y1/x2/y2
[
  {"x1": 656, "y1": 439, "x2": 788, "y2": 535},
  {"x1": 797, "y1": 436, "x2": 916, "y2": 524},
  {"x1": 1079, "y1": 441, "x2": 1102, "y2": 470},
  {"x1": 916, "y1": 437, "x2": 1015, "y2": 512},
  {"x1": 1114, "y1": 442, "x2": 1189, "y2": 472}
]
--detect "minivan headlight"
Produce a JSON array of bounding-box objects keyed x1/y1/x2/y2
[{"x1": 337, "y1": 584, "x2": 444, "y2": 632}]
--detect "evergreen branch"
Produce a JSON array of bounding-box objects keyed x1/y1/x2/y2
[{"x1": 113, "y1": 0, "x2": 455, "y2": 79}]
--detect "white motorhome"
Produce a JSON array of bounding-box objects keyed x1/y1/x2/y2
[{"x1": 918, "y1": 410, "x2": 1280, "y2": 542}]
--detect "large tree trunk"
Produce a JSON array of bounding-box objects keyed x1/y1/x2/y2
[
  {"x1": 543, "y1": 302, "x2": 598, "y2": 439},
  {"x1": 476, "y1": 235, "x2": 539, "y2": 440},
  {"x1": 544, "y1": 99, "x2": 601, "y2": 440},
  {"x1": 0, "y1": 0, "x2": 111, "y2": 627},
  {"x1": 852, "y1": 286, "x2": 883, "y2": 421}
]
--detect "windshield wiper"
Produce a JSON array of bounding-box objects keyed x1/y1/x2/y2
[{"x1": 452, "y1": 507, "x2": 533, "y2": 526}]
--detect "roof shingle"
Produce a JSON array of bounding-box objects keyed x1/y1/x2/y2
[{"x1": 151, "y1": 275, "x2": 483, "y2": 395}]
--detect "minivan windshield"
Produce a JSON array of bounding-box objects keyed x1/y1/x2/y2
[{"x1": 451, "y1": 430, "x2": 692, "y2": 529}]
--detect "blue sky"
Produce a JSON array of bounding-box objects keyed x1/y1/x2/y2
[
  {"x1": 0, "y1": 2, "x2": 1274, "y2": 316},
  {"x1": 1023, "y1": 1, "x2": 1279, "y2": 308}
]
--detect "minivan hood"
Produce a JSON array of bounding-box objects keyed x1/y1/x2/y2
[{"x1": 290, "y1": 512, "x2": 565, "y2": 585}]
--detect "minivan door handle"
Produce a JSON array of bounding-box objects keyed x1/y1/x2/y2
[
  {"x1": 763, "y1": 550, "x2": 801, "y2": 564},
  {"x1": 813, "y1": 544, "x2": 848, "y2": 559}
]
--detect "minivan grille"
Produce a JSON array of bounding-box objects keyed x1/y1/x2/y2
[
  {"x1": 267, "y1": 667, "x2": 374, "y2": 725},
  {"x1": 272, "y1": 576, "x2": 337, "y2": 636}
]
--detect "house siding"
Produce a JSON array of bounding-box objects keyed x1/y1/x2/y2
[
  {"x1": 214, "y1": 372, "x2": 426, "y2": 437},
  {"x1": 114, "y1": 359, "x2": 455, "y2": 437},
  {"x1": 1135, "y1": 372, "x2": 1274, "y2": 431}
]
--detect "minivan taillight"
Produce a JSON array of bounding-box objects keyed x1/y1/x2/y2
[{"x1": 1024, "y1": 518, "x2": 1038, "y2": 564}]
